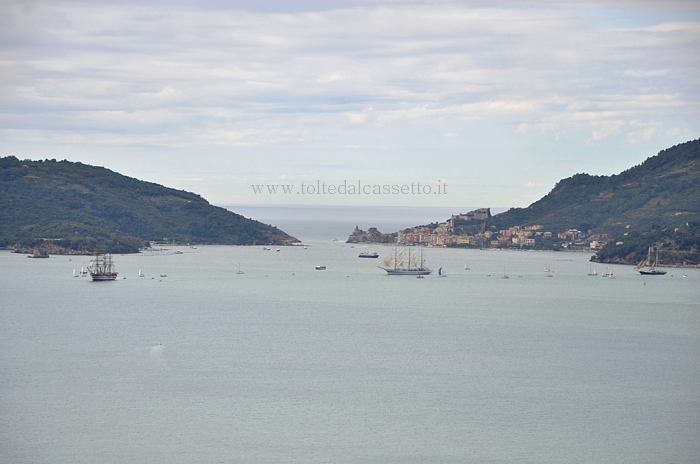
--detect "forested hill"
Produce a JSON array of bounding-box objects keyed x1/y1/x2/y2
[
  {"x1": 490, "y1": 139, "x2": 700, "y2": 236},
  {"x1": 0, "y1": 157, "x2": 298, "y2": 253}
]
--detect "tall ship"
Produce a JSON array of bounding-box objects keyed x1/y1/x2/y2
[
  {"x1": 378, "y1": 247, "x2": 432, "y2": 275},
  {"x1": 635, "y1": 246, "x2": 667, "y2": 276},
  {"x1": 88, "y1": 253, "x2": 119, "y2": 281}
]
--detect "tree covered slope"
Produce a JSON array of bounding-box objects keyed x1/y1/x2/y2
[
  {"x1": 0, "y1": 157, "x2": 298, "y2": 253},
  {"x1": 490, "y1": 139, "x2": 700, "y2": 236}
]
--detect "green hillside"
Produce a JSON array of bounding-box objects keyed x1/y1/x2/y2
[
  {"x1": 0, "y1": 157, "x2": 298, "y2": 253},
  {"x1": 593, "y1": 222, "x2": 700, "y2": 266},
  {"x1": 490, "y1": 139, "x2": 700, "y2": 236}
]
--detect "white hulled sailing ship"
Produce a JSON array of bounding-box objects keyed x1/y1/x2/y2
[
  {"x1": 378, "y1": 247, "x2": 432, "y2": 275},
  {"x1": 88, "y1": 253, "x2": 118, "y2": 281}
]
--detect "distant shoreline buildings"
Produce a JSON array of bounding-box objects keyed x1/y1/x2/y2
[{"x1": 347, "y1": 208, "x2": 610, "y2": 252}]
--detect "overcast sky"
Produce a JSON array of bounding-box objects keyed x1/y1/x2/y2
[{"x1": 1, "y1": 0, "x2": 699, "y2": 209}]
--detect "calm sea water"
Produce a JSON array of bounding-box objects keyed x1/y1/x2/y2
[{"x1": 1, "y1": 206, "x2": 699, "y2": 463}]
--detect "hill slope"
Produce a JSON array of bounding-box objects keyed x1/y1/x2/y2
[
  {"x1": 490, "y1": 139, "x2": 700, "y2": 236},
  {"x1": 0, "y1": 157, "x2": 298, "y2": 253}
]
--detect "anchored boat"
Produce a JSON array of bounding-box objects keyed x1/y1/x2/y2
[
  {"x1": 88, "y1": 253, "x2": 118, "y2": 281},
  {"x1": 636, "y1": 247, "x2": 667, "y2": 276},
  {"x1": 378, "y1": 247, "x2": 432, "y2": 275}
]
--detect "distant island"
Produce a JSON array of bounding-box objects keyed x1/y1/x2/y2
[
  {"x1": 347, "y1": 139, "x2": 700, "y2": 266},
  {"x1": 0, "y1": 157, "x2": 298, "y2": 254}
]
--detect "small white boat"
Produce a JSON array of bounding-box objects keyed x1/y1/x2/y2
[
  {"x1": 315, "y1": 265, "x2": 326, "y2": 270},
  {"x1": 139, "y1": 269, "x2": 145, "y2": 278},
  {"x1": 72, "y1": 268, "x2": 79, "y2": 277}
]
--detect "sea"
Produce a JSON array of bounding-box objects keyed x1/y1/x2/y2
[{"x1": 1, "y1": 205, "x2": 699, "y2": 464}]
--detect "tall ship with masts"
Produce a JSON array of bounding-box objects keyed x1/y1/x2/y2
[
  {"x1": 635, "y1": 246, "x2": 667, "y2": 276},
  {"x1": 87, "y1": 253, "x2": 119, "y2": 281},
  {"x1": 378, "y1": 247, "x2": 432, "y2": 275}
]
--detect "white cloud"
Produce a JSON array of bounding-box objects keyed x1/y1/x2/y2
[{"x1": 1, "y1": 0, "x2": 698, "y2": 206}]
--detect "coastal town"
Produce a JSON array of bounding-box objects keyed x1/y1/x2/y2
[{"x1": 347, "y1": 208, "x2": 611, "y2": 252}]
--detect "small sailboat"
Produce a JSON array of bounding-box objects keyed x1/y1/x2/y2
[
  {"x1": 543, "y1": 265, "x2": 551, "y2": 273},
  {"x1": 501, "y1": 267, "x2": 509, "y2": 279},
  {"x1": 587, "y1": 265, "x2": 598, "y2": 276},
  {"x1": 464, "y1": 262, "x2": 470, "y2": 270},
  {"x1": 236, "y1": 263, "x2": 244, "y2": 275},
  {"x1": 438, "y1": 267, "x2": 446, "y2": 277},
  {"x1": 72, "y1": 268, "x2": 79, "y2": 277},
  {"x1": 80, "y1": 263, "x2": 88, "y2": 277},
  {"x1": 139, "y1": 269, "x2": 145, "y2": 278}
]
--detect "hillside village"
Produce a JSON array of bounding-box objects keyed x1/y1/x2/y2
[{"x1": 348, "y1": 208, "x2": 612, "y2": 251}]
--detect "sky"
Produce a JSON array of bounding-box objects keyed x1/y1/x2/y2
[{"x1": 1, "y1": 0, "x2": 699, "y2": 209}]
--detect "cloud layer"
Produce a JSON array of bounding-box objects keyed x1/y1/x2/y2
[{"x1": 1, "y1": 0, "x2": 698, "y2": 206}]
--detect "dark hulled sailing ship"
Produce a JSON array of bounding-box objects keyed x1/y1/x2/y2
[
  {"x1": 636, "y1": 247, "x2": 667, "y2": 276},
  {"x1": 88, "y1": 253, "x2": 118, "y2": 281}
]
